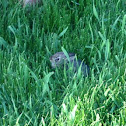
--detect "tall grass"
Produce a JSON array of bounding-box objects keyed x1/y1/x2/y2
[{"x1": 0, "y1": 0, "x2": 126, "y2": 125}]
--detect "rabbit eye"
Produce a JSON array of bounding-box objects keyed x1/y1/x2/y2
[{"x1": 55, "y1": 58, "x2": 60, "y2": 62}]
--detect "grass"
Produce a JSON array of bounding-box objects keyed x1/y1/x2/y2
[{"x1": 0, "y1": 0, "x2": 126, "y2": 125}]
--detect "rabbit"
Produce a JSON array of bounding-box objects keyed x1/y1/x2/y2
[
  {"x1": 50, "y1": 52, "x2": 90, "y2": 77},
  {"x1": 19, "y1": 0, "x2": 40, "y2": 7}
]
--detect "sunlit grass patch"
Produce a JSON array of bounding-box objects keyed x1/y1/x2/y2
[{"x1": 0, "y1": 0, "x2": 126, "y2": 125}]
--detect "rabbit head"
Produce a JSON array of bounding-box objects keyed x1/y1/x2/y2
[{"x1": 50, "y1": 52, "x2": 75, "y2": 68}]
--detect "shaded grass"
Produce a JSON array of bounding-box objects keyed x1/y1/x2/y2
[{"x1": 0, "y1": 0, "x2": 126, "y2": 125}]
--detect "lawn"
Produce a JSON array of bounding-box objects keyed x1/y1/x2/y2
[{"x1": 0, "y1": 0, "x2": 126, "y2": 125}]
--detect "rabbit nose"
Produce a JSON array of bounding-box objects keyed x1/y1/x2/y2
[{"x1": 51, "y1": 63, "x2": 56, "y2": 68}]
